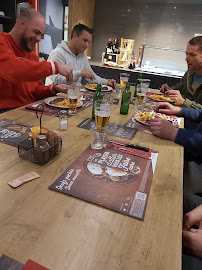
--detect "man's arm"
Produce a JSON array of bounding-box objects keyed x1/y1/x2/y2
[
  {"x1": 181, "y1": 107, "x2": 202, "y2": 122},
  {"x1": 183, "y1": 205, "x2": 202, "y2": 259},
  {"x1": 183, "y1": 99, "x2": 202, "y2": 109},
  {"x1": 175, "y1": 128, "x2": 202, "y2": 162},
  {"x1": 32, "y1": 81, "x2": 68, "y2": 101},
  {"x1": 0, "y1": 36, "x2": 57, "y2": 83},
  {"x1": 83, "y1": 56, "x2": 108, "y2": 85},
  {"x1": 169, "y1": 71, "x2": 202, "y2": 108}
]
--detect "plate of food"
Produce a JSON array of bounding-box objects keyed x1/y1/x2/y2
[
  {"x1": 44, "y1": 96, "x2": 83, "y2": 109},
  {"x1": 147, "y1": 93, "x2": 174, "y2": 103},
  {"x1": 133, "y1": 111, "x2": 179, "y2": 127},
  {"x1": 85, "y1": 83, "x2": 112, "y2": 92},
  {"x1": 133, "y1": 112, "x2": 153, "y2": 126}
]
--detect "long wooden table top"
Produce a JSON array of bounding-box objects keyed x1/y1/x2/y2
[{"x1": 0, "y1": 94, "x2": 183, "y2": 270}]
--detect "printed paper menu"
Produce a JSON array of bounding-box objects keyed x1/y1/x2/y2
[{"x1": 49, "y1": 146, "x2": 158, "y2": 220}]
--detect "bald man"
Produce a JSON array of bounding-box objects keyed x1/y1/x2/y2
[{"x1": 0, "y1": 8, "x2": 73, "y2": 112}]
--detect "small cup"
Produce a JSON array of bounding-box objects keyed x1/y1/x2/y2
[{"x1": 90, "y1": 122, "x2": 106, "y2": 149}]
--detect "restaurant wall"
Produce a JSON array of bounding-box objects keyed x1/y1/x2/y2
[
  {"x1": 39, "y1": 0, "x2": 64, "y2": 60},
  {"x1": 91, "y1": 0, "x2": 202, "y2": 71},
  {"x1": 68, "y1": 0, "x2": 95, "y2": 57}
]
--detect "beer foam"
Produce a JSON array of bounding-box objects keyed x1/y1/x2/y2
[{"x1": 95, "y1": 110, "x2": 111, "y2": 117}]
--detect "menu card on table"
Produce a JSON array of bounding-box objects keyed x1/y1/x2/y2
[
  {"x1": 0, "y1": 119, "x2": 30, "y2": 148},
  {"x1": 49, "y1": 145, "x2": 158, "y2": 220},
  {"x1": 77, "y1": 118, "x2": 138, "y2": 140}
]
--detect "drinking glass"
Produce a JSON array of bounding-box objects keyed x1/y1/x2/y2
[
  {"x1": 68, "y1": 85, "x2": 80, "y2": 115},
  {"x1": 137, "y1": 79, "x2": 151, "y2": 110},
  {"x1": 120, "y1": 73, "x2": 130, "y2": 89},
  {"x1": 94, "y1": 100, "x2": 111, "y2": 133},
  {"x1": 141, "y1": 79, "x2": 151, "y2": 94},
  {"x1": 90, "y1": 122, "x2": 106, "y2": 149}
]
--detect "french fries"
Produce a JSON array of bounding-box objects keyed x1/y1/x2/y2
[
  {"x1": 138, "y1": 112, "x2": 153, "y2": 123},
  {"x1": 150, "y1": 94, "x2": 171, "y2": 102}
]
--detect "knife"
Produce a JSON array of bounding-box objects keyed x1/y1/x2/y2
[{"x1": 108, "y1": 140, "x2": 149, "y2": 152}]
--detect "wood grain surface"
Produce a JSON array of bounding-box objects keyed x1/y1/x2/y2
[{"x1": 0, "y1": 90, "x2": 183, "y2": 270}]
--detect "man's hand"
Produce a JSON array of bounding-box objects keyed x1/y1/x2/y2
[
  {"x1": 166, "y1": 90, "x2": 185, "y2": 106},
  {"x1": 57, "y1": 63, "x2": 73, "y2": 82},
  {"x1": 183, "y1": 229, "x2": 202, "y2": 259},
  {"x1": 107, "y1": 79, "x2": 116, "y2": 89},
  {"x1": 182, "y1": 205, "x2": 202, "y2": 258},
  {"x1": 160, "y1": 84, "x2": 171, "y2": 93},
  {"x1": 155, "y1": 102, "x2": 181, "y2": 115},
  {"x1": 53, "y1": 84, "x2": 68, "y2": 94},
  {"x1": 81, "y1": 70, "x2": 95, "y2": 81},
  {"x1": 150, "y1": 117, "x2": 179, "y2": 140},
  {"x1": 183, "y1": 205, "x2": 202, "y2": 231}
]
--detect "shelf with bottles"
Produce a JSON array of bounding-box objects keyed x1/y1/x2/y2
[{"x1": 101, "y1": 52, "x2": 120, "y2": 66}]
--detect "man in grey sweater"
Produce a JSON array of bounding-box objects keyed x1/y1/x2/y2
[{"x1": 46, "y1": 23, "x2": 116, "y2": 88}]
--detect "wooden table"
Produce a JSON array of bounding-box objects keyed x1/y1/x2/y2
[{"x1": 0, "y1": 93, "x2": 183, "y2": 270}]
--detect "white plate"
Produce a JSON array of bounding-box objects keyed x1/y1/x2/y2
[
  {"x1": 44, "y1": 96, "x2": 83, "y2": 109},
  {"x1": 147, "y1": 93, "x2": 174, "y2": 103},
  {"x1": 85, "y1": 84, "x2": 113, "y2": 92},
  {"x1": 132, "y1": 112, "x2": 179, "y2": 127},
  {"x1": 132, "y1": 112, "x2": 151, "y2": 127}
]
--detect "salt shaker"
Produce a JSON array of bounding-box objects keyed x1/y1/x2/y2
[{"x1": 59, "y1": 110, "x2": 68, "y2": 130}]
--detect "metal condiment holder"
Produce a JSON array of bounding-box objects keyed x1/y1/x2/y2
[{"x1": 18, "y1": 104, "x2": 62, "y2": 165}]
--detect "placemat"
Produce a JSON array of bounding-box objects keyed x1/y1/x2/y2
[
  {"x1": 0, "y1": 119, "x2": 31, "y2": 148},
  {"x1": 77, "y1": 118, "x2": 138, "y2": 140},
  {"x1": 49, "y1": 145, "x2": 158, "y2": 220}
]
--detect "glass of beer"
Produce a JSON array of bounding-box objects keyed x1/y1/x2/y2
[
  {"x1": 94, "y1": 100, "x2": 111, "y2": 133},
  {"x1": 137, "y1": 79, "x2": 151, "y2": 110},
  {"x1": 68, "y1": 85, "x2": 80, "y2": 115},
  {"x1": 120, "y1": 73, "x2": 130, "y2": 89}
]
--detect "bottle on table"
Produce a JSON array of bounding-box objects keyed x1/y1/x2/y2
[
  {"x1": 92, "y1": 84, "x2": 103, "y2": 119},
  {"x1": 120, "y1": 82, "x2": 131, "y2": 115},
  {"x1": 134, "y1": 73, "x2": 142, "y2": 98}
]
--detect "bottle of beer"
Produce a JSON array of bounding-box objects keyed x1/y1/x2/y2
[
  {"x1": 120, "y1": 82, "x2": 131, "y2": 115},
  {"x1": 134, "y1": 73, "x2": 142, "y2": 97},
  {"x1": 92, "y1": 84, "x2": 103, "y2": 119}
]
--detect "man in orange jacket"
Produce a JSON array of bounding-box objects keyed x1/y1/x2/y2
[{"x1": 0, "y1": 8, "x2": 73, "y2": 112}]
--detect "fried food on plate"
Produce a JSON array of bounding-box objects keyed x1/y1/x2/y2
[
  {"x1": 138, "y1": 112, "x2": 153, "y2": 123},
  {"x1": 150, "y1": 94, "x2": 172, "y2": 102}
]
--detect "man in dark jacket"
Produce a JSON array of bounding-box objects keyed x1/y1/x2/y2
[
  {"x1": 150, "y1": 102, "x2": 202, "y2": 193},
  {"x1": 161, "y1": 36, "x2": 202, "y2": 109}
]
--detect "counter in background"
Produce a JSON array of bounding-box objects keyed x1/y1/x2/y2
[{"x1": 90, "y1": 61, "x2": 182, "y2": 89}]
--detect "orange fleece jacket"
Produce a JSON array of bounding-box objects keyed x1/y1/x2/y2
[{"x1": 0, "y1": 33, "x2": 59, "y2": 110}]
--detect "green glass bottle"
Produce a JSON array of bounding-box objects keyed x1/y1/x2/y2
[
  {"x1": 92, "y1": 84, "x2": 103, "y2": 119},
  {"x1": 120, "y1": 82, "x2": 131, "y2": 115},
  {"x1": 134, "y1": 73, "x2": 142, "y2": 97}
]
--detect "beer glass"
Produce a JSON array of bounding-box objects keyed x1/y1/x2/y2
[
  {"x1": 68, "y1": 85, "x2": 80, "y2": 115},
  {"x1": 137, "y1": 79, "x2": 151, "y2": 109},
  {"x1": 94, "y1": 100, "x2": 111, "y2": 133},
  {"x1": 120, "y1": 73, "x2": 130, "y2": 89}
]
